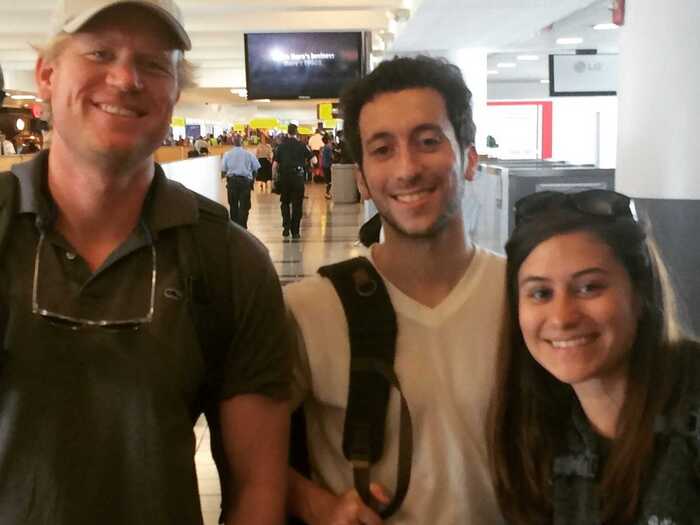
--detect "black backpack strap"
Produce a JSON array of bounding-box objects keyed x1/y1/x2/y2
[
  {"x1": 0, "y1": 173, "x2": 18, "y2": 345},
  {"x1": 175, "y1": 194, "x2": 234, "y2": 524},
  {"x1": 318, "y1": 257, "x2": 413, "y2": 519},
  {"x1": 0, "y1": 172, "x2": 18, "y2": 256}
]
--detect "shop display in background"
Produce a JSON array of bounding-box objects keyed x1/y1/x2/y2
[{"x1": 0, "y1": 107, "x2": 46, "y2": 154}]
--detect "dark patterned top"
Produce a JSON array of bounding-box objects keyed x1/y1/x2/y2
[{"x1": 552, "y1": 340, "x2": 700, "y2": 525}]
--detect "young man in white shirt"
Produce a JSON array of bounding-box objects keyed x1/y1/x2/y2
[{"x1": 285, "y1": 55, "x2": 507, "y2": 524}]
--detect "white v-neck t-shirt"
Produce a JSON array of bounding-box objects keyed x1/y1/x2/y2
[{"x1": 285, "y1": 245, "x2": 507, "y2": 524}]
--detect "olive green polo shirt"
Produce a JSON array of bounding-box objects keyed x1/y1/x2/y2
[{"x1": 0, "y1": 151, "x2": 291, "y2": 525}]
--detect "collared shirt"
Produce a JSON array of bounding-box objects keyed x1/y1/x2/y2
[
  {"x1": 0, "y1": 151, "x2": 290, "y2": 525},
  {"x1": 221, "y1": 146, "x2": 261, "y2": 180}
]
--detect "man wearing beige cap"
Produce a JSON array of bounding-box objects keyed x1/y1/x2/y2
[{"x1": 0, "y1": 2, "x2": 290, "y2": 524}]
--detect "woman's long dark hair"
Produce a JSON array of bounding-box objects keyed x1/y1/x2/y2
[{"x1": 487, "y1": 209, "x2": 684, "y2": 524}]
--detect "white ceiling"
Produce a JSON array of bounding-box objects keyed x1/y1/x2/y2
[{"x1": 0, "y1": 0, "x2": 618, "y2": 111}]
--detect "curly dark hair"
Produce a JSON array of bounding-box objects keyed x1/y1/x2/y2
[{"x1": 339, "y1": 55, "x2": 475, "y2": 167}]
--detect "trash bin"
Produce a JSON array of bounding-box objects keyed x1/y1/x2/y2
[{"x1": 331, "y1": 163, "x2": 359, "y2": 203}]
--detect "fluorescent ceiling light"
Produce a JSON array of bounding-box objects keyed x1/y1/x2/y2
[
  {"x1": 556, "y1": 37, "x2": 583, "y2": 45},
  {"x1": 487, "y1": 70, "x2": 499, "y2": 75},
  {"x1": 593, "y1": 23, "x2": 618, "y2": 30},
  {"x1": 496, "y1": 62, "x2": 516, "y2": 68},
  {"x1": 256, "y1": 99, "x2": 271, "y2": 103},
  {"x1": 517, "y1": 55, "x2": 539, "y2": 61},
  {"x1": 10, "y1": 95, "x2": 36, "y2": 100},
  {"x1": 540, "y1": 79, "x2": 550, "y2": 84}
]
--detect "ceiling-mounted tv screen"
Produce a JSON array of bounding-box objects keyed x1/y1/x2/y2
[
  {"x1": 244, "y1": 32, "x2": 363, "y2": 100},
  {"x1": 549, "y1": 54, "x2": 618, "y2": 96}
]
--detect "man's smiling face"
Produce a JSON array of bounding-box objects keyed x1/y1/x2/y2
[
  {"x1": 36, "y1": 5, "x2": 181, "y2": 165},
  {"x1": 356, "y1": 87, "x2": 474, "y2": 240}
]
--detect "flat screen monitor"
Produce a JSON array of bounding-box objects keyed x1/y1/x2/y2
[
  {"x1": 244, "y1": 32, "x2": 363, "y2": 100},
  {"x1": 548, "y1": 54, "x2": 618, "y2": 96}
]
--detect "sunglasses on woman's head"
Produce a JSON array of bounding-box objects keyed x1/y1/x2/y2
[{"x1": 514, "y1": 189, "x2": 638, "y2": 226}]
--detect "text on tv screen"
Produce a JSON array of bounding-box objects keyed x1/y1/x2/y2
[{"x1": 244, "y1": 32, "x2": 363, "y2": 100}]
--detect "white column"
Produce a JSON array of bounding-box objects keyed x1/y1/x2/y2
[
  {"x1": 446, "y1": 48, "x2": 488, "y2": 152},
  {"x1": 616, "y1": 0, "x2": 700, "y2": 199},
  {"x1": 615, "y1": 0, "x2": 700, "y2": 334},
  {"x1": 443, "y1": 49, "x2": 488, "y2": 245}
]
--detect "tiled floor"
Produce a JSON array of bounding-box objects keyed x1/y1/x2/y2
[{"x1": 195, "y1": 179, "x2": 366, "y2": 524}]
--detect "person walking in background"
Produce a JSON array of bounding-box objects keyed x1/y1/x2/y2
[
  {"x1": 255, "y1": 135, "x2": 274, "y2": 193},
  {"x1": 321, "y1": 134, "x2": 333, "y2": 199},
  {"x1": 221, "y1": 135, "x2": 260, "y2": 229},
  {"x1": 308, "y1": 124, "x2": 324, "y2": 182},
  {"x1": 0, "y1": 1, "x2": 291, "y2": 524},
  {"x1": 273, "y1": 123, "x2": 313, "y2": 240},
  {"x1": 489, "y1": 189, "x2": 700, "y2": 524}
]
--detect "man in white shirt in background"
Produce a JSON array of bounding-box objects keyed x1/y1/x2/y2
[
  {"x1": 285, "y1": 55, "x2": 507, "y2": 524},
  {"x1": 0, "y1": 132, "x2": 16, "y2": 155}
]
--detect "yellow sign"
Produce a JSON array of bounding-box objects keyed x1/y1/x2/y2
[
  {"x1": 249, "y1": 118, "x2": 280, "y2": 129},
  {"x1": 323, "y1": 119, "x2": 336, "y2": 129},
  {"x1": 298, "y1": 126, "x2": 313, "y2": 135},
  {"x1": 233, "y1": 123, "x2": 246, "y2": 132},
  {"x1": 318, "y1": 103, "x2": 333, "y2": 121},
  {"x1": 171, "y1": 116, "x2": 186, "y2": 127}
]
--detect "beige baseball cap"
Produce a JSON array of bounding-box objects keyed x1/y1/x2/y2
[{"x1": 51, "y1": 0, "x2": 192, "y2": 50}]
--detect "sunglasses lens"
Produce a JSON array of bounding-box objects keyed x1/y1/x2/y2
[
  {"x1": 515, "y1": 192, "x2": 566, "y2": 224},
  {"x1": 575, "y1": 190, "x2": 630, "y2": 218}
]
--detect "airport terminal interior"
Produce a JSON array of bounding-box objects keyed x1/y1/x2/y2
[{"x1": 1, "y1": 0, "x2": 698, "y2": 522}]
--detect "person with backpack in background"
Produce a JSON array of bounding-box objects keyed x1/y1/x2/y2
[
  {"x1": 0, "y1": 1, "x2": 290, "y2": 524},
  {"x1": 284, "y1": 55, "x2": 507, "y2": 524},
  {"x1": 273, "y1": 123, "x2": 313, "y2": 240}
]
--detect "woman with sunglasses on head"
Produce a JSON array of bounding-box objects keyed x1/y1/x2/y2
[{"x1": 487, "y1": 190, "x2": 700, "y2": 525}]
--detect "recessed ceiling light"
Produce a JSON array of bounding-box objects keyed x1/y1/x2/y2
[
  {"x1": 10, "y1": 95, "x2": 36, "y2": 100},
  {"x1": 556, "y1": 37, "x2": 583, "y2": 45},
  {"x1": 487, "y1": 70, "x2": 499, "y2": 75},
  {"x1": 593, "y1": 23, "x2": 618, "y2": 30},
  {"x1": 517, "y1": 55, "x2": 539, "y2": 61},
  {"x1": 496, "y1": 62, "x2": 516, "y2": 68},
  {"x1": 540, "y1": 79, "x2": 550, "y2": 84}
]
